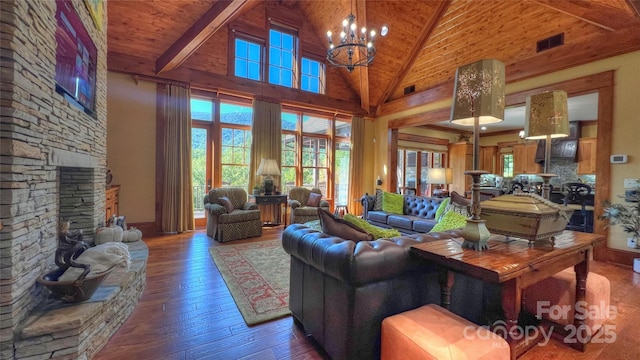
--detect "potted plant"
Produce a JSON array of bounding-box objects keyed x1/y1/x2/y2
[{"x1": 600, "y1": 183, "x2": 640, "y2": 249}]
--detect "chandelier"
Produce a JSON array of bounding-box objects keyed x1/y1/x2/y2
[{"x1": 326, "y1": 2, "x2": 388, "y2": 72}]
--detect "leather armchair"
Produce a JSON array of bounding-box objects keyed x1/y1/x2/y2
[
  {"x1": 287, "y1": 187, "x2": 330, "y2": 224},
  {"x1": 203, "y1": 187, "x2": 262, "y2": 242}
]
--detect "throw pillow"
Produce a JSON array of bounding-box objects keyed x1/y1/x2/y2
[
  {"x1": 382, "y1": 191, "x2": 404, "y2": 215},
  {"x1": 307, "y1": 192, "x2": 322, "y2": 207},
  {"x1": 444, "y1": 200, "x2": 470, "y2": 218},
  {"x1": 218, "y1": 196, "x2": 234, "y2": 213},
  {"x1": 435, "y1": 197, "x2": 451, "y2": 222},
  {"x1": 373, "y1": 188, "x2": 384, "y2": 211},
  {"x1": 431, "y1": 211, "x2": 467, "y2": 232},
  {"x1": 343, "y1": 214, "x2": 401, "y2": 239},
  {"x1": 318, "y1": 209, "x2": 373, "y2": 242}
]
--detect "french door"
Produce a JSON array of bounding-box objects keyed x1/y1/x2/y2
[{"x1": 191, "y1": 124, "x2": 212, "y2": 227}]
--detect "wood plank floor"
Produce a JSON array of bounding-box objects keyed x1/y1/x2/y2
[{"x1": 94, "y1": 227, "x2": 640, "y2": 360}]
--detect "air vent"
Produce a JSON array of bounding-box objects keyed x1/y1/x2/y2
[
  {"x1": 537, "y1": 33, "x2": 564, "y2": 52},
  {"x1": 404, "y1": 85, "x2": 416, "y2": 95}
]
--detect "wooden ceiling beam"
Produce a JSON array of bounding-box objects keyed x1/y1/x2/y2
[
  {"x1": 355, "y1": 0, "x2": 370, "y2": 114},
  {"x1": 155, "y1": 0, "x2": 254, "y2": 74},
  {"x1": 111, "y1": 52, "x2": 365, "y2": 115},
  {"x1": 627, "y1": 0, "x2": 640, "y2": 18},
  {"x1": 533, "y1": 0, "x2": 635, "y2": 31},
  {"x1": 375, "y1": 0, "x2": 452, "y2": 114}
]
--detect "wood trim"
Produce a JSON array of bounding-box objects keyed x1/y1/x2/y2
[
  {"x1": 421, "y1": 124, "x2": 470, "y2": 136},
  {"x1": 110, "y1": 52, "x2": 364, "y2": 115},
  {"x1": 375, "y1": 1, "x2": 452, "y2": 112},
  {"x1": 155, "y1": 84, "x2": 165, "y2": 232},
  {"x1": 398, "y1": 133, "x2": 449, "y2": 146},
  {"x1": 388, "y1": 108, "x2": 451, "y2": 128},
  {"x1": 533, "y1": 0, "x2": 624, "y2": 31},
  {"x1": 628, "y1": 0, "x2": 640, "y2": 18},
  {"x1": 388, "y1": 129, "x2": 398, "y2": 191},
  {"x1": 606, "y1": 247, "x2": 640, "y2": 267},
  {"x1": 156, "y1": 0, "x2": 254, "y2": 74}
]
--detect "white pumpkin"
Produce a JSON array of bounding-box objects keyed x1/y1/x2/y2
[
  {"x1": 95, "y1": 225, "x2": 124, "y2": 245},
  {"x1": 130, "y1": 226, "x2": 143, "y2": 241},
  {"x1": 122, "y1": 229, "x2": 141, "y2": 242}
]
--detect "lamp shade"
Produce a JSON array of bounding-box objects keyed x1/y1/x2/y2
[
  {"x1": 427, "y1": 168, "x2": 453, "y2": 185},
  {"x1": 256, "y1": 159, "x2": 280, "y2": 176},
  {"x1": 450, "y1": 59, "x2": 506, "y2": 126},
  {"x1": 524, "y1": 90, "x2": 569, "y2": 140}
]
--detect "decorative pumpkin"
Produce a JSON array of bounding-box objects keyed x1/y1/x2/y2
[
  {"x1": 95, "y1": 225, "x2": 124, "y2": 245},
  {"x1": 122, "y1": 228, "x2": 142, "y2": 242},
  {"x1": 130, "y1": 227, "x2": 143, "y2": 240}
]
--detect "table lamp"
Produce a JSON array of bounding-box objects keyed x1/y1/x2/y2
[
  {"x1": 450, "y1": 59, "x2": 505, "y2": 250},
  {"x1": 427, "y1": 168, "x2": 453, "y2": 197},
  {"x1": 524, "y1": 90, "x2": 569, "y2": 199},
  {"x1": 256, "y1": 159, "x2": 280, "y2": 195}
]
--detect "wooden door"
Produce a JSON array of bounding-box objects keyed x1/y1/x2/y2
[{"x1": 577, "y1": 138, "x2": 597, "y2": 174}]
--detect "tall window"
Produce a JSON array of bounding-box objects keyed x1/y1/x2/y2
[
  {"x1": 220, "y1": 102, "x2": 252, "y2": 190},
  {"x1": 234, "y1": 38, "x2": 261, "y2": 80},
  {"x1": 502, "y1": 154, "x2": 514, "y2": 177},
  {"x1": 281, "y1": 111, "x2": 298, "y2": 193},
  {"x1": 190, "y1": 97, "x2": 215, "y2": 223},
  {"x1": 269, "y1": 28, "x2": 296, "y2": 87},
  {"x1": 334, "y1": 119, "x2": 351, "y2": 205},
  {"x1": 301, "y1": 57, "x2": 324, "y2": 93}
]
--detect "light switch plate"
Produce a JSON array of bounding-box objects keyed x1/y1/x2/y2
[{"x1": 624, "y1": 179, "x2": 639, "y2": 188}]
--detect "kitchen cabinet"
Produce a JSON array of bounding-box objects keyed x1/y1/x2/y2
[
  {"x1": 513, "y1": 143, "x2": 542, "y2": 174},
  {"x1": 577, "y1": 138, "x2": 597, "y2": 174},
  {"x1": 449, "y1": 142, "x2": 473, "y2": 194},
  {"x1": 105, "y1": 185, "x2": 120, "y2": 223},
  {"x1": 479, "y1": 146, "x2": 498, "y2": 174}
]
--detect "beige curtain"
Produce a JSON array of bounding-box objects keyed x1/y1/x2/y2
[
  {"x1": 348, "y1": 116, "x2": 365, "y2": 215},
  {"x1": 161, "y1": 84, "x2": 194, "y2": 233},
  {"x1": 250, "y1": 99, "x2": 282, "y2": 190}
]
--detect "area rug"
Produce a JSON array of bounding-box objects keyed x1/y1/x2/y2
[{"x1": 209, "y1": 239, "x2": 290, "y2": 326}]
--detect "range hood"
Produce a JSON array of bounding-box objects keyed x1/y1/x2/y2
[{"x1": 534, "y1": 121, "x2": 579, "y2": 163}]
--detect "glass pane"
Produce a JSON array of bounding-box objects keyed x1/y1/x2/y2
[
  {"x1": 303, "y1": 115, "x2": 330, "y2": 134},
  {"x1": 281, "y1": 167, "x2": 296, "y2": 193},
  {"x1": 282, "y1": 112, "x2": 298, "y2": 130},
  {"x1": 282, "y1": 33, "x2": 293, "y2": 49},
  {"x1": 397, "y1": 151, "x2": 404, "y2": 193},
  {"x1": 235, "y1": 59, "x2": 247, "y2": 77},
  {"x1": 311, "y1": 61, "x2": 319, "y2": 76},
  {"x1": 221, "y1": 128, "x2": 233, "y2": 145},
  {"x1": 335, "y1": 142, "x2": 351, "y2": 205},
  {"x1": 282, "y1": 69, "x2": 292, "y2": 87},
  {"x1": 270, "y1": 48, "x2": 281, "y2": 66},
  {"x1": 269, "y1": 66, "x2": 279, "y2": 84},
  {"x1": 405, "y1": 151, "x2": 417, "y2": 189},
  {"x1": 220, "y1": 102, "x2": 252, "y2": 125},
  {"x1": 248, "y1": 43, "x2": 260, "y2": 61},
  {"x1": 191, "y1": 128, "x2": 207, "y2": 219},
  {"x1": 310, "y1": 79, "x2": 319, "y2": 93},
  {"x1": 335, "y1": 120, "x2": 351, "y2": 137},
  {"x1": 283, "y1": 51, "x2": 293, "y2": 69},
  {"x1": 221, "y1": 165, "x2": 249, "y2": 192},
  {"x1": 221, "y1": 146, "x2": 232, "y2": 162},
  {"x1": 191, "y1": 98, "x2": 213, "y2": 121},
  {"x1": 301, "y1": 76, "x2": 309, "y2": 91},
  {"x1": 248, "y1": 62, "x2": 260, "y2": 80},
  {"x1": 301, "y1": 58, "x2": 309, "y2": 73},
  {"x1": 235, "y1": 39, "x2": 247, "y2": 58},
  {"x1": 270, "y1": 29, "x2": 280, "y2": 47}
]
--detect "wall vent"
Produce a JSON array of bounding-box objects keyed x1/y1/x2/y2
[
  {"x1": 404, "y1": 85, "x2": 416, "y2": 95},
  {"x1": 537, "y1": 33, "x2": 564, "y2": 52}
]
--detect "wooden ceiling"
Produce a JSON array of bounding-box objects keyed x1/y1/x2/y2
[{"x1": 107, "y1": 0, "x2": 640, "y2": 116}]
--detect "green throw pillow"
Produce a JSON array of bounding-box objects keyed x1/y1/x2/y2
[
  {"x1": 430, "y1": 210, "x2": 467, "y2": 232},
  {"x1": 382, "y1": 191, "x2": 404, "y2": 215},
  {"x1": 435, "y1": 197, "x2": 451, "y2": 222},
  {"x1": 343, "y1": 214, "x2": 401, "y2": 239}
]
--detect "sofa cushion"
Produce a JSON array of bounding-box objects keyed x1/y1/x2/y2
[
  {"x1": 387, "y1": 215, "x2": 416, "y2": 230},
  {"x1": 218, "y1": 196, "x2": 234, "y2": 213},
  {"x1": 307, "y1": 192, "x2": 322, "y2": 206},
  {"x1": 367, "y1": 211, "x2": 390, "y2": 224},
  {"x1": 318, "y1": 209, "x2": 374, "y2": 242},
  {"x1": 374, "y1": 188, "x2": 384, "y2": 211},
  {"x1": 412, "y1": 219, "x2": 437, "y2": 233},
  {"x1": 218, "y1": 209, "x2": 261, "y2": 224},
  {"x1": 382, "y1": 191, "x2": 404, "y2": 214},
  {"x1": 404, "y1": 195, "x2": 442, "y2": 219},
  {"x1": 430, "y1": 211, "x2": 467, "y2": 232},
  {"x1": 435, "y1": 197, "x2": 450, "y2": 221},
  {"x1": 343, "y1": 214, "x2": 401, "y2": 239}
]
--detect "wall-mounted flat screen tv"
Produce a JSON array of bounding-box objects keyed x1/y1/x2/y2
[{"x1": 55, "y1": 0, "x2": 97, "y2": 115}]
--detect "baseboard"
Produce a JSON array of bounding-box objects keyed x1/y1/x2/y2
[
  {"x1": 127, "y1": 221, "x2": 159, "y2": 237},
  {"x1": 606, "y1": 247, "x2": 640, "y2": 267}
]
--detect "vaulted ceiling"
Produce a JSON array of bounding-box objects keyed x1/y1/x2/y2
[{"x1": 107, "y1": 0, "x2": 640, "y2": 117}]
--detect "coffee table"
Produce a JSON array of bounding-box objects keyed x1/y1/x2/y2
[{"x1": 410, "y1": 231, "x2": 605, "y2": 359}]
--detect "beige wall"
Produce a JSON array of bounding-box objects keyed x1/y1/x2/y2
[
  {"x1": 372, "y1": 50, "x2": 640, "y2": 252},
  {"x1": 107, "y1": 72, "x2": 157, "y2": 223}
]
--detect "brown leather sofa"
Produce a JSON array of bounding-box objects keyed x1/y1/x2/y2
[
  {"x1": 282, "y1": 224, "x2": 499, "y2": 360},
  {"x1": 361, "y1": 191, "x2": 446, "y2": 234}
]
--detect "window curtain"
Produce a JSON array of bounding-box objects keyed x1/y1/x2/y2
[
  {"x1": 161, "y1": 83, "x2": 194, "y2": 233},
  {"x1": 250, "y1": 99, "x2": 282, "y2": 190},
  {"x1": 348, "y1": 116, "x2": 365, "y2": 215}
]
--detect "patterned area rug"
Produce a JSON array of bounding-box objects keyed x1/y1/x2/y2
[{"x1": 209, "y1": 239, "x2": 290, "y2": 326}]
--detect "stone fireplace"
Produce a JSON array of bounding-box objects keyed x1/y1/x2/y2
[{"x1": 0, "y1": 1, "x2": 144, "y2": 359}]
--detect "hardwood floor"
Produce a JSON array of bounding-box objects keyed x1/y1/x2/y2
[{"x1": 95, "y1": 227, "x2": 640, "y2": 360}]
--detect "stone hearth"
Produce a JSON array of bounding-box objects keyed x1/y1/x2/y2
[{"x1": 14, "y1": 241, "x2": 147, "y2": 359}]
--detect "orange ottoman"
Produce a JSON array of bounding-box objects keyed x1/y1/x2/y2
[
  {"x1": 381, "y1": 304, "x2": 510, "y2": 360},
  {"x1": 523, "y1": 267, "x2": 611, "y2": 336}
]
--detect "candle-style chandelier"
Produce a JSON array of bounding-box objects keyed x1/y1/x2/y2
[{"x1": 326, "y1": 1, "x2": 388, "y2": 72}]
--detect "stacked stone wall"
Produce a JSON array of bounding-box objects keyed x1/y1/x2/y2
[{"x1": 0, "y1": 1, "x2": 108, "y2": 358}]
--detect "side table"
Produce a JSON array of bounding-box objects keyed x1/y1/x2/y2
[{"x1": 253, "y1": 194, "x2": 288, "y2": 227}]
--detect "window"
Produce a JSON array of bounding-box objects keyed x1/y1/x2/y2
[
  {"x1": 281, "y1": 111, "x2": 299, "y2": 193},
  {"x1": 191, "y1": 98, "x2": 213, "y2": 121},
  {"x1": 268, "y1": 29, "x2": 296, "y2": 88},
  {"x1": 502, "y1": 154, "x2": 514, "y2": 178},
  {"x1": 301, "y1": 57, "x2": 324, "y2": 94},
  {"x1": 220, "y1": 102, "x2": 253, "y2": 189},
  {"x1": 234, "y1": 38, "x2": 261, "y2": 80},
  {"x1": 397, "y1": 149, "x2": 448, "y2": 195},
  {"x1": 334, "y1": 119, "x2": 352, "y2": 205},
  {"x1": 302, "y1": 136, "x2": 328, "y2": 195}
]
